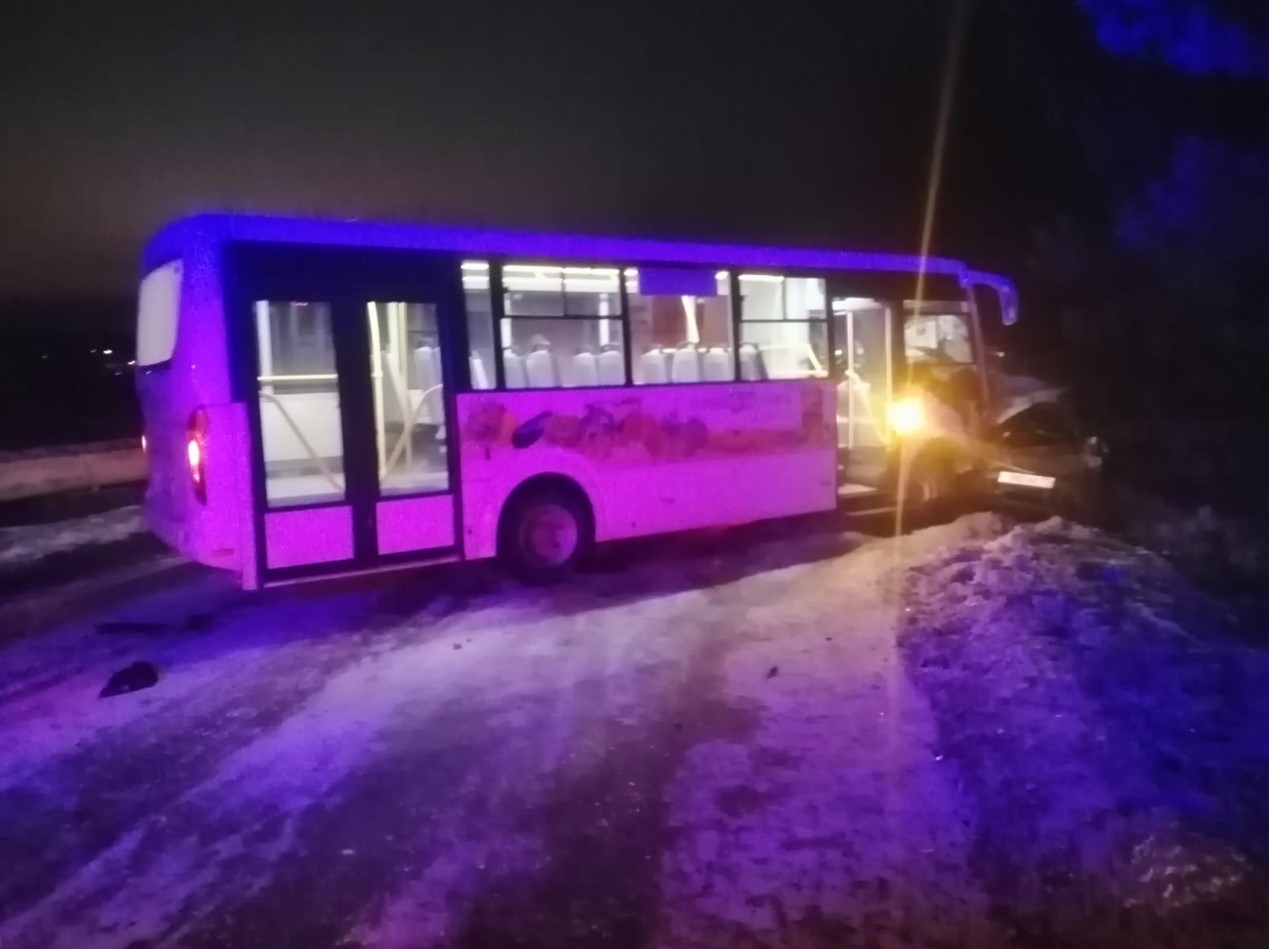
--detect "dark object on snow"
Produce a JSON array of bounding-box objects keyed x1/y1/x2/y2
[
  {"x1": 98, "y1": 612, "x2": 220, "y2": 635},
  {"x1": 100, "y1": 661, "x2": 159, "y2": 697},
  {"x1": 766, "y1": 665, "x2": 779, "y2": 679},
  {"x1": 98, "y1": 620, "x2": 169, "y2": 635},
  {"x1": 1075, "y1": 560, "x2": 1125, "y2": 585}
]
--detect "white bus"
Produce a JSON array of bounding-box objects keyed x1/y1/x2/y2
[{"x1": 136, "y1": 214, "x2": 1020, "y2": 588}]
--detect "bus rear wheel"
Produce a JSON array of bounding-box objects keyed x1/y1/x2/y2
[{"x1": 499, "y1": 487, "x2": 592, "y2": 585}]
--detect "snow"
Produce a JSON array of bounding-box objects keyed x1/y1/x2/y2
[
  {"x1": 1, "y1": 512, "x2": 1268, "y2": 945},
  {"x1": 0, "y1": 445, "x2": 145, "y2": 502},
  {"x1": 901, "y1": 516, "x2": 1269, "y2": 935},
  {"x1": 0, "y1": 504, "x2": 145, "y2": 568}
]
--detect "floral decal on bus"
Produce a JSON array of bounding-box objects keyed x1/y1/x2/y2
[{"x1": 461, "y1": 383, "x2": 831, "y2": 464}]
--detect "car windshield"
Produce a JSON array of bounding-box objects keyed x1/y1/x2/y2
[{"x1": 904, "y1": 302, "x2": 974, "y2": 365}]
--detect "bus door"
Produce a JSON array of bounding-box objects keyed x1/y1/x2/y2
[
  {"x1": 828, "y1": 276, "x2": 898, "y2": 493},
  {"x1": 232, "y1": 245, "x2": 463, "y2": 582}
]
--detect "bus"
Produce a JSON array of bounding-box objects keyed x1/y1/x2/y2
[{"x1": 136, "y1": 214, "x2": 1023, "y2": 589}]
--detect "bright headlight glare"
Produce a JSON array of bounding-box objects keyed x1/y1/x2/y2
[{"x1": 888, "y1": 398, "x2": 925, "y2": 436}]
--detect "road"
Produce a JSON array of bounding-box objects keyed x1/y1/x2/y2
[
  {"x1": 0, "y1": 518, "x2": 1001, "y2": 948},
  {"x1": 8, "y1": 511, "x2": 1269, "y2": 948}
]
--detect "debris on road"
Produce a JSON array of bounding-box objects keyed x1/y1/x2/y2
[{"x1": 99, "y1": 660, "x2": 159, "y2": 698}]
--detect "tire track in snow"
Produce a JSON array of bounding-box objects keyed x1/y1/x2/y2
[
  {"x1": 447, "y1": 581, "x2": 763, "y2": 949},
  {"x1": 170, "y1": 574, "x2": 738, "y2": 947},
  {"x1": 0, "y1": 581, "x2": 456, "y2": 930},
  {"x1": 654, "y1": 544, "x2": 1002, "y2": 947}
]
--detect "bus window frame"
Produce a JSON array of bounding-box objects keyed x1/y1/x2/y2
[
  {"x1": 478, "y1": 260, "x2": 867, "y2": 391},
  {"x1": 486, "y1": 257, "x2": 632, "y2": 391}
]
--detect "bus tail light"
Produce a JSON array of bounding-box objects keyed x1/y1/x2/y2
[{"x1": 187, "y1": 407, "x2": 208, "y2": 504}]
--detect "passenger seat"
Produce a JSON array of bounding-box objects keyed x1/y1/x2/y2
[
  {"x1": 525, "y1": 346, "x2": 558, "y2": 388},
  {"x1": 598, "y1": 346, "x2": 624, "y2": 386},
  {"x1": 640, "y1": 348, "x2": 670, "y2": 385},
  {"x1": 671, "y1": 345, "x2": 702, "y2": 383},
  {"x1": 503, "y1": 349, "x2": 528, "y2": 389},
  {"x1": 739, "y1": 343, "x2": 767, "y2": 381},
  {"x1": 572, "y1": 350, "x2": 599, "y2": 387},
  {"x1": 702, "y1": 346, "x2": 731, "y2": 382}
]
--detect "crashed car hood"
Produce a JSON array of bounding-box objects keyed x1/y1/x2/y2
[{"x1": 991, "y1": 372, "x2": 1068, "y2": 426}]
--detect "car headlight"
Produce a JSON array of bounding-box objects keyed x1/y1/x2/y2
[{"x1": 887, "y1": 398, "x2": 926, "y2": 437}]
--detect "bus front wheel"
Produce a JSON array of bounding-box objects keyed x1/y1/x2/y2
[{"x1": 499, "y1": 486, "x2": 592, "y2": 585}]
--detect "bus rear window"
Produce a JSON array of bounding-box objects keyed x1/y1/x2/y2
[{"x1": 137, "y1": 260, "x2": 182, "y2": 366}]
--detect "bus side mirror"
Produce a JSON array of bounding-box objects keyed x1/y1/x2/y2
[{"x1": 1001, "y1": 293, "x2": 1019, "y2": 327}]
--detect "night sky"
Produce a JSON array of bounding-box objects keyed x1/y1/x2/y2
[{"x1": 0, "y1": 1, "x2": 1080, "y2": 316}]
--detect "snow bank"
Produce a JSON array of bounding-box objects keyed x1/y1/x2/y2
[
  {"x1": 900, "y1": 516, "x2": 1269, "y2": 936},
  {"x1": 0, "y1": 505, "x2": 145, "y2": 568},
  {"x1": 0, "y1": 444, "x2": 145, "y2": 502},
  {"x1": 0, "y1": 440, "x2": 141, "y2": 465}
]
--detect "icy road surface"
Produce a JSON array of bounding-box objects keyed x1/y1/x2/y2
[{"x1": 1, "y1": 515, "x2": 1268, "y2": 947}]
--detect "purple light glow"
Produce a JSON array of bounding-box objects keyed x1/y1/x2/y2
[{"x1": 143, "y1": 214, "x2": 973, "y2": 280}]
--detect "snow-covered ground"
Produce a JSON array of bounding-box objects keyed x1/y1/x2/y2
[
  {"x1": 902, "y1": 516, "x2": 1269, "y2": 946},
  {"x1": 0, "y1": 504, "x2": 145, "y2": 569},
  {"x1": 0, "y1": 513, "x2": 1267, "y2": 947}
]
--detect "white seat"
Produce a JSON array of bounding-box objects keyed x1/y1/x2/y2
[
  {"x1": 572, "y1": 351, "x2": 598, "y2": 388},
  {"x1": 739, "y1": 344, "x2": 767, "y2": 381},
  {"x1": 525, "y1": 348, "x2": 557, "y2": 388},
  {"x1": 470, "y1": 351, "x2": 491, "y2": 390},
  {"x1": 639, "y1": 348, "x2": 669, "y2": 385},
  {"x1": 702, "y1": 346, "x2": 732, "y2": 382},
  {"x1": 597, "y1": 347, "x2": 624, "y2": 386},
  {"x1": 503, "y1": 349, "x2": 528, "y2": 389},
  {"x1": 670, "y1": 346, "x2": 702, "y2": 383}
]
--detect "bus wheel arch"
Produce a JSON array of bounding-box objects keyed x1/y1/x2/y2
[{"x1": 497, "y1": 473, "x2": 595, "y2": 584}]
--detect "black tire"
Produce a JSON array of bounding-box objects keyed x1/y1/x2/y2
[{"x1": 499, "y1": 487, "x2": 593, "y2": 585}]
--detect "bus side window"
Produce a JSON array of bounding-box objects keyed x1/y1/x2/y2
[
  {"x1": 462, "y1": 261, "x2": 495, "y2": 390},
  {"x1": 498, "y1": 264, "x2": 627, "y2": 388},
  {"x1": 738, "y1": 275, "x2": 828, "y2": 380},
  {"x1": 626, "y1": 268, "x2": 734, "y2": 385}
]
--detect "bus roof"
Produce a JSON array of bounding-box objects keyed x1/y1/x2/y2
[{"x1": 143, "y1": 213, "x2": 976, "y2": 282}]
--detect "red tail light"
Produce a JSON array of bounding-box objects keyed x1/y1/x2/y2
[{"x1": 187, "y1": 407, "x2": 208, "y2": 503}]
